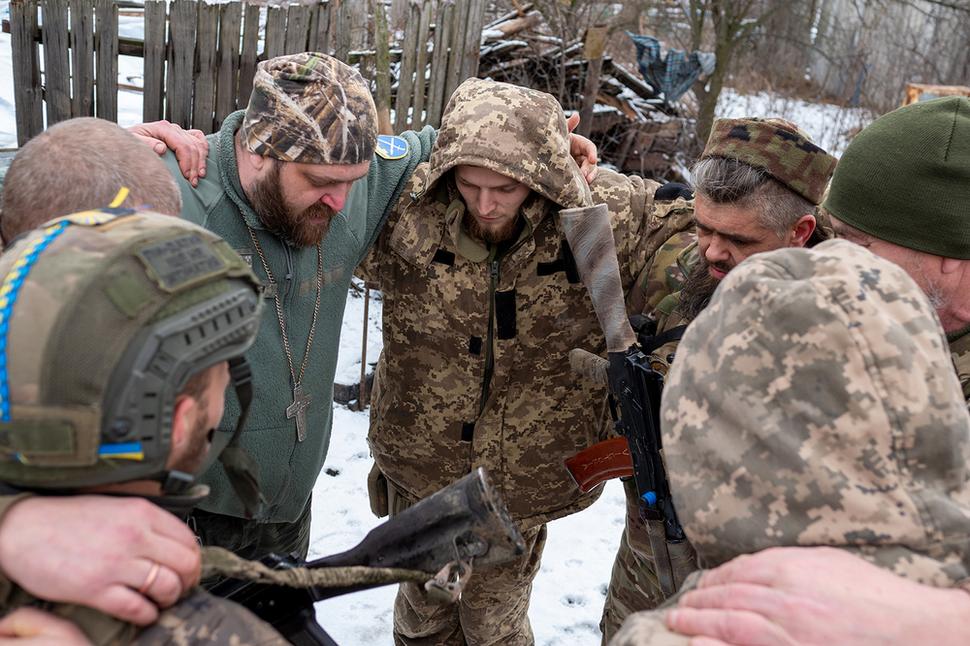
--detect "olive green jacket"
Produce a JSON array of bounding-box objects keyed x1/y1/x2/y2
[{"x1": 165, "y1": 111, "x2": 435, "y2": 521}]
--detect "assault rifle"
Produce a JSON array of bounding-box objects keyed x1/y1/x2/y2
[
  {"x1": 209, "y1": 468, "x2": 525, "y2": 645},
  {"x1": 557, "y1": 204, "x2": 690, "y2": 599}
]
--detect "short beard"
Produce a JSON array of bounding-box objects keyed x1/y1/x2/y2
[
  {"x1": 677, "y1": 256, "x2": 724, "y2": 321},
  {"x1": 462, "y1": 211, "x2": 520, "y2": 244},
  {"x1": 249, "y1": 161, "x2": 335, "y2": 248}
]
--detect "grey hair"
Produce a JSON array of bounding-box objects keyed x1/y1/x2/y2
[{"x1": 690, "y1": 156, "x2": 815, "y2": 238}]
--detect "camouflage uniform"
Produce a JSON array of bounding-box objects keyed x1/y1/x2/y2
[
  {"x1": 164, "y1": 53, "x2": 436, "y2": 557},
  {"x1": 0, "y1": 209, "x2": 284, "y2": 645},
  {"x1": 358, "y1": 78, "x2": 693, "y2": 645},
  {"x1": 601, "y1": 118, "x2": 838, "y2": 641},
  {"x1": 611, "y1": 239, "x2": 970, "y2": 644}
]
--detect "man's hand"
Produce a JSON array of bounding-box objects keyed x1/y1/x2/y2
[
  {"x1": 666, "y1": 546, "x2": 970, "y2": 646},
  {"x1": 0, "y1": 496, "x2": 201, "y2": 626},
  {"x1": 566, "y1": 113, "x2": 598, "y2": 184},
  {"x1": 0, "y1": 608, "x2": 91, "y2": 645},
  {"x1": 128, "y1": 120, "x2": 208, "y2": 187}
]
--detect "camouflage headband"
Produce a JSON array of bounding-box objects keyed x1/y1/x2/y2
[
  {"x1": 661, "y1": 239, "x2": 970, "y2": 586},
  {"x1": 241, "y1": 52, "x2": 378, "y2": 165},
  {"x1": 701, "y1": 117, "x2": 837, "y2": 204}
]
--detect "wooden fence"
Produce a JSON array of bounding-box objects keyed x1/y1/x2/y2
[{"x1": 7, "y1": 0, "x2": 486, "y2": 146}]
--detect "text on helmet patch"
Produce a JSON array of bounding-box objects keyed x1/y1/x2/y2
[{"x1": 138, "y1": 234, "x2": 227, "y2": 292}]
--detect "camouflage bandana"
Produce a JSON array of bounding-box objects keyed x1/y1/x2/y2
[
  {"x1": 663, "y1": 239, "x2": 970, "y2": 586},
  {"x1": 701, "y1": 117, "x2": 837, "y2": 204},
  {"x1": 241, "y1": 52, "x2": 377, "y2": 165}
]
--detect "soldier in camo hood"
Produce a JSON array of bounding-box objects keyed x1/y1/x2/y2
[
  {"x1": 601, "y1": 116, "x2": 837, "y2": 641},
  {"x1": 0, "y1": 208, "x2": 292, "y2": 645},
  {"x1": 358, "y1": 77, "x2": 692, "y2": 645},
  {"x1": 611, "y1": 238, "x2": 970, "y2": 645}
]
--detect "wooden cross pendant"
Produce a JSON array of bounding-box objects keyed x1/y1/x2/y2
[{"x1": 286, "y1": 383, "x2": 311, "y2": 442}]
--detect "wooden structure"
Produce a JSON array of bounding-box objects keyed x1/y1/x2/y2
[
  {"x1": 7, "y1": 0, "x2": 486, "y2": 145},
  {"x1": 903, "y1": 83, "x2": 970, "y2": 106}
]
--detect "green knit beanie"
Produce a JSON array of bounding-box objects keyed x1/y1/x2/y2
[{"x1": 823, "y1": 96, "x2": 970, "y2": 259}]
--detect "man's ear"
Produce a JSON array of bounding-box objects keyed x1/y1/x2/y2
[
  {"x1": 790, "y1": 214, "x2": 817, "y2": 247},
  {"x1": 170, "y1": 395, "x2": 198, "y2": 456}
]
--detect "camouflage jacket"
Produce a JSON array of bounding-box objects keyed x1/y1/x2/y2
[
  {"x1": 949, "y1": 324, "x2": 970, "y2": 404},
  {"x1": 359, "y1": 78, "x2": 693, "y2": 528},
  {"x1": 165, "y1": 110, "x2": 435, "y2": 522}
]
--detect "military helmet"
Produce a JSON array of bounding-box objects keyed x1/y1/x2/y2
[{"x1": 0, "y1": 208, "x2": 262, "y2": 493}]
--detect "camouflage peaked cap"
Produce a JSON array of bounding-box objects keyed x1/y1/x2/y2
[
  {"x1": 0, "y1": 209, "x2": 261, "y2": 490},
  {"x1": 662, "y1": 239, "x2": 970, "y2": 586},
  {"x1": 241, "y1": 52, "x2": 377, "y2": 165},
  {"x1": 701, "y1": 117, "x2": 837, "y2": 204},
  {"x1": 424, "y1": 78, "x2": 591, "y2": 212}
]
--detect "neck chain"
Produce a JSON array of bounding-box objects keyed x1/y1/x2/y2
[{"x1": 245, "y1": 226, "x2": 323, "y2": 442}]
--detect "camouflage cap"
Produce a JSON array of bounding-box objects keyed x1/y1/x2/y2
[
  {"x1": 241, "y1": 52, "x2": 377, "y2": 165},
  {"x1": 0, "y1": 209, "x2": 262, "y2": 490},
  {"x1": 701, "y1": 117, "x2": 837, "y2": 204},
  {"x1": 662, "y1": 239, "x2": 970, "y2": 586}
]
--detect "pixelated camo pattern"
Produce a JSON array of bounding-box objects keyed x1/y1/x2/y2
[
  {"x1": 242, "y1": 52, "x2": 377, "y2": 165},
  {"x1": 702, "y1": 117, "x2": 837, "y2": 204},
  {"x1": 662, "y1": 239, "x2": 970, "y2": 586},
  {"x1": 361, "y1": 78, "x2": 693, "y2": 530}
]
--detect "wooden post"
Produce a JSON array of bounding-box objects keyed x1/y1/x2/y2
[
  {"x1": 69, "y1": 0, "x2": 95, "y2": 118},
  {"x1": 332, "y1": 0, "x2": 351, "y2": 61},
  {"x1": 167, "y1": 0, "x2": 197, "y2": 127},
  {"x1": 394, "y1": 0, "x2": 420, "y2": 132},
  {"x1": 10, "y1": 0, "x2": 43, "y2": 145},
  {"x1": 425, "y1": 0, "x2": 454, "y2": 127},
  {"x1": 458, "y1": 0, "x2": 486, "y2": 84},
  {"x1": 215, "y1": 2, "x2": 242, "y2": 126},
  {"x1": 284, "y1": 3, "x2": 310, "y2": 54},
  {"x1": 41, "y1": 0, "x2": 71, "y2": 125},
  {"x1": 443, "y1": 0, "x2": 469, "y2": 102},
  {"x1": 373, "y1": 0, "x2": 393, "y2": 134},
  {"x1": 193, "y1": 1, "x2": 219, "y2": 132},
  {"x1": 143, "y1": 0, "x2": 166, "y2": 121},
  {"x1": 352, "y1": 287, "x2": 371, "y2": 412},
  {"x1": 94, "y1": 0, "x2": 118, "y2": 123},
  {"x1": 411, "y1": 0, "x2": 433, "y2": 129},
  {"x1": 308, "y1": 1, "x2": 331, "y2": 53},
  {"x1": 264, "y1": 4, "x2": 285, "y2": 60},
  {"x1": 578, "y1": 25, "x2": 608, "y2": 137},
  {"x1": 238, "y1": 1, "x2": 260, "y2": 106}
]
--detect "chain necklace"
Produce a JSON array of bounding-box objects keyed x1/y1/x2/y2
[{"x1": 246, "y1": 226, "x2": 323, "y2": 442}]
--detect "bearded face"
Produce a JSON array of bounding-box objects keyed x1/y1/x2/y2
[
  {"x1": 677, "y1": 255, "x2": 723, "y2": 321},
  {"x1": 249, "y1": 161, "x2": 336, "y2": 248}
]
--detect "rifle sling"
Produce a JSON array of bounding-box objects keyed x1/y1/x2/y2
[
  {"x1": 201, "y1": 546, "x2": 429, "y2": 589},
  {"x1": 640, "y1": 324, "x2": 688, "y2": 356}
]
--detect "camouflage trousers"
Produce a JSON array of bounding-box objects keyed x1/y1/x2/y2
[
  {"x1": 600, "y1": 479, "x2": 698, "y2": 643},
  {"x1": 389, "y1": 484, "x2": 547, "y2": 646},
  {"x1": 191, "y1": 496, "x2": 312, "y2": 588}
]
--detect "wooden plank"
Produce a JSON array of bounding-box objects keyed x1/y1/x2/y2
[
  {"x1": 142, "y1": 0, "x2": 166, "y2": 121},
  {"x1": 393, "y1": 0, "x2": 420, "y2": 132},
  {"x1": 425, "y1": 0, "x2": 453, "y2": 127},
  {"x1": 69, "y1": 0, "x2": 95, "y2": 117},
  {"x1": 237, "y1": 1, "x2": 259, "y2": 106},
  {"x1": 167, "y1": 0, "x2": 196, "y2": 127},
  {"x1": 263, "y1": 4, "x2": 285, "y2": 60},
  {"x1": 308, "y1": 1, "x2": 331, "y2": 53},
  {"x1": 193, "y1": 0, "x2": 218, "y2": 132},
  {"x1": 332, "y1": 0, "x2": 351, "y2": 61},
  {"x1": 577, "y1": 25, "x2": 608, "y2": 137},
  {"x1": 443, "y1": 0, "x2": 468, "y2": 104},
  {"x1": 215, "y1": 1, "x2": 242, "y2": 125},
  {"x1": 41, "y1": 0, "x2": 71, "y2": 125},
  {"x1": 94, "y1": 0, "x2": 118, "y2": 122},
  {"x1": 372, "y1": 0, "x2": 392, "y2": 134},
  {"x1": 458, "y1": 0, "x2": 485, "y2": 84},
  {"x1": 283, "y1": 3, "x2": 309, "y2": 54},
  {"x1": 10, "y1": 0, "x2": 43, "y2": 144},
  {"x1": 410, "y1": 0, "x2": 432, "y2": 129},
  {"x1": 347, "y1": 0, "x2": 367, "y2": 51}
]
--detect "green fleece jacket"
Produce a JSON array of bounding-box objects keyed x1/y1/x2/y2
[{"x1": 165, "y1": 111, "x2": 434, "y2": 521}]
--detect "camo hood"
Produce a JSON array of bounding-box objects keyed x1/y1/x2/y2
[
  {"x1": 662, "y1": 238, "x2": 970, "y2": 586},
  {"x1": 418, "y1": 77, "x2": 592, "y2": 225}
]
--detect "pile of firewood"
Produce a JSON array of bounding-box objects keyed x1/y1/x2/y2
[{"x1": 477, "y1": 7, "x2": 692, "y2": 180}]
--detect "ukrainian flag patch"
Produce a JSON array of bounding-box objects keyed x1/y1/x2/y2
[{"x1": 376, "y1": 134, "x2": 409, "y2": 160}]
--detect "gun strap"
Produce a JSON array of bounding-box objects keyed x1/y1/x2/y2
[
  {"x1": 640, "y1": 324, "x2": 688, "y2": 356},
  {"x1": 201, "y1": 546, "x2": 429, "y2": 589},
  {"x1": 645, "y1": 519, "x2": 677, "y2": 599}
]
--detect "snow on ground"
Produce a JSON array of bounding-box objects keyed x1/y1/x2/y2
[{"x1": 316, "y1": 279, "x2": 626, "y2": 644}]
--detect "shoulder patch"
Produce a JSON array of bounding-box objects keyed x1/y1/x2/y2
[{"x1": 376, "y1": 134, "x2": 409, "y2": 160}]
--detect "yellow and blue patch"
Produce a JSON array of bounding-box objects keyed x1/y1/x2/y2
[{"x1": 376, "y1": 134, "x2": 409, "y2": 160}]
